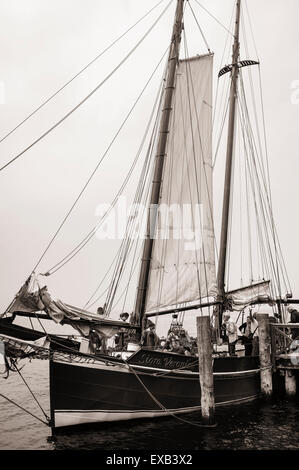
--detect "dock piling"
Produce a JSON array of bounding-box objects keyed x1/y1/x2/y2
[
  {"x1": 285, "y1": 371, "x2": 297, "y2": 396},
  {"x1": 257, "y1": 313, "x2": 273, "y2": 398},
  {"x1": 196, "y1": 316, "x2": 215, "y2": 424}
]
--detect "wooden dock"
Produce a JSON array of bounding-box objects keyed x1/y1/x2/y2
[
  {"x1": 197, "y1": 315, "x2": 298, "y2": 423},
  {"x1": 271, "y1": 322, "x2": 299, "y2": 368},
  {"x1": 270, "y1": 322, "x2": 299, "y2": 396}
]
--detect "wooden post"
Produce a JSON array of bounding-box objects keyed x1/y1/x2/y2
[
  {"x1": 285, "y1": 371, "x2": 297, "y2": 396},
  {"x1": 257, "y1": 313, "x2": 273, "y2": 397},
  {"x1": 197, "y1": 316, "x2": 215, "y2": 424},
  {"x1": 269, "y1": 320, "x2": 277, "y2": 371}
]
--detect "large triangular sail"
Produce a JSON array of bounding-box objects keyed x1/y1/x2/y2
[{"x1": 145, "y1": 53, "x2": 217, "y2": 314}]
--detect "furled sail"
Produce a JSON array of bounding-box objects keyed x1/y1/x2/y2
[
  {"x1": 3, "y1": 275, "x2": 129, "y2": 338},
  {"x1": 145, "y1": 54, "x2": 217, "y2": 314},
  {"x1": 224, "y1": 280, "x2": 273, "y2": 312}
]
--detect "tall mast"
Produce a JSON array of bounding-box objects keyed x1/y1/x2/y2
[
  {"x1": 217, "y1": 0, "x2": 241, "y2": 301},
  {"x1": 134, "y1": 0, "x2": 185, "y2": 330}
]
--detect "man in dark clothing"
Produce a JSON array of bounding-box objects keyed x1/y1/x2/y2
[
  {"x1": 141, "y1": 323, "x2": 160, "y2": 349},
  {"x1": 170, "y1": 339, "x2": 185, "y2": 355},
  {"x1": 89, "y1": 329, "x2": 102, "y2": 354},
  {"x1": 240, "y1": 316, "x2": 253, "y2": 356},
  {"x1": 288, "y1": 307, "x2": 299, "y2": 340}
]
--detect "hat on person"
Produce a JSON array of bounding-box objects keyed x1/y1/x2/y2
[{"x1": 288, "y1": 306, "x2": 296, "y2": 313}]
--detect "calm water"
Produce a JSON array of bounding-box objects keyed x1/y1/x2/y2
[{"x1": 0, "y1": 359, "x2": 298, "y2": 450}]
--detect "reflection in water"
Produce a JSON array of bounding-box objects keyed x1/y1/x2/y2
[{"x1": 51, "y1": 398, "x2": 299, "y2": 451}]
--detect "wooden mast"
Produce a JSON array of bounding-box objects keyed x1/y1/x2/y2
[
  {"x1": 217, "y1": 0, "x2": 241, "y2": 320},
  {"x1": 134, "y1": 0, "x2": 185, "y2": 332}
]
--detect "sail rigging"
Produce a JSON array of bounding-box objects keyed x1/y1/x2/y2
[{"x1": 145, "y1": 53, "x2": 217, "y2": 314}]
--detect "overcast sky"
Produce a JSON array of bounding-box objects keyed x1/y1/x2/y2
[{"x1": 0, "y1": 0, "x2": 298, "y2": 334}]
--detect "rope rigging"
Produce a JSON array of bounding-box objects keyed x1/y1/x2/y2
[
  {"x1": 187, "y1": 1, "x2": 211, "y2": 53},
  {"x1": 0, "y1": 0, "x2": 168, "y2": 146},
  {"x1": 0, "y1": 356, "x2": 50, "y2": 426},
  {"x1": 40, "y1": 47, "x2": 168, "y2": 319},
  {"x1": 104, "y1": 110, "x2": 159, "y2": 314},
  {"x1": 0, "y1": 0, "x2": 174, "y2": 173},
  {"x1": 238, "y1": 74, "x2": 282, "y2": 291},
  {"x1": 240, "y1": 7, "x2": 279, "y2": 292},
  {"x1": 0, "y1": 392, "x2": 49, "y2": 427},
  {"x1": 97, "y1": 60, "x2": 167, "y2": 314},
  {"x1": 34, "y1": 45, "x2": 170, "y2": 277},
  {"x1": 191, "y1": 0, "x2": 235, "y2": 38},
  {"x1": 214, "y1": 1, "x2": 291, "y2": 307},
  {"x1": 236, "y1": 71, "x2": 288, "y2": 302}
]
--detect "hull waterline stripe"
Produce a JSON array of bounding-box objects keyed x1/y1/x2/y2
[{"x1": 53, "y1": 394, "x2": 260, "y2": 427}]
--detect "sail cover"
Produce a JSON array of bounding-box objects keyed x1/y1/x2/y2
[{"x1": 145, "y1": 54, "x2": 217, "y2": 314}]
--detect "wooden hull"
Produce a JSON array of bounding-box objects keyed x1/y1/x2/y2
[{"x1": 50, "y1": 349, "x2": 260, "y2": 428}]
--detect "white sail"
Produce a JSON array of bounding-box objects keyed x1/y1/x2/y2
[{"x1": 145, "y1": 53, "x2": 217, "y2": 314}]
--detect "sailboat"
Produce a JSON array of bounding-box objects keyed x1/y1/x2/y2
[{"x1": 0, "y1": 0, "x2": 295, "y2": 429}]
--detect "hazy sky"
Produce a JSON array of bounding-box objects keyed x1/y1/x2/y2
[{"x1": 0, "y1": 0, "x2": 299, "y2": 333}]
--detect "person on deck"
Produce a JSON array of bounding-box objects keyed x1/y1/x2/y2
[
  {"x1": 240, "y1": 316, "x2": 257, "y2": 356},
  {"x1": 119, "y1": 312, "x2": 130, "y2": 322},
  {"x1": 162, "y1": 339, "x2": 171, "y2": 351},
  {"x1": 221, "y1": 318, "x2": 228, "y2": 343},
  {"x1": 170, "y1": 338, "x2": 185, "y2": 355},
  {"x1": 288, "y1": 307, "x2": 299, "y2": 340},
  {"x1": 166, "y1": 316, "x2": 192, "y2": 350},
  {"x1": 178, "y1": 328, "x2": 191, "y2": 349},
  {"x1": 141, "y1": 322, "x2": 160, "y2": 349},
  {"x1": 250, "y1": 312, "x2": 259, "y2": 356},
  {"x1": 97, "y1": 306, "x2": 105, "y2": 317},
  {"x1": 223, "y1": 314, "x2": 238, "y2": 356},
  {"x1": 88, "y1": 329, "x2": 102, "y2": 354}
]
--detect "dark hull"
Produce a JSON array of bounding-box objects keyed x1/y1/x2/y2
[{"x1": 50, "y1": 349, "x2": 260, "y2": 428}]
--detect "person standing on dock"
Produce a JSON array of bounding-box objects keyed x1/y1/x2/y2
[{"x1": 288, "y1": 307, "x2": 299, "y2": 340}]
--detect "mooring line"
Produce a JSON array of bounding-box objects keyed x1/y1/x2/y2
[
  {"x1": 0, "y1": 392, "x2": 49, "y2": 426},
  {"x1": 123, "y1": 359, "x2": 217, "y2": 429},
  {"x1": 11, "y1": 359, "x2": 51, "y2": 423}
]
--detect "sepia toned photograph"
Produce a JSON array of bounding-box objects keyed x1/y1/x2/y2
[{"x1": 0, "y1": 0, "x2": 298, "y2": 455}]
